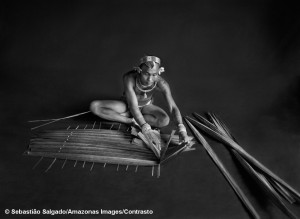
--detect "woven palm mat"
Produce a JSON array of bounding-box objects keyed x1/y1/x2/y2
[{"x1": 25, "y1": 119, "x2": 196, "y2": 177}]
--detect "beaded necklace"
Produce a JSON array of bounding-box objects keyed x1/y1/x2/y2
[{"x1": 135, "y1": 77, "x2": 157, "y2": 98}]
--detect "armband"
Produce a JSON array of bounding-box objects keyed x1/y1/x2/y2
[{"x1": 142, "y1": 123, "x2": 151, "y2": 133}]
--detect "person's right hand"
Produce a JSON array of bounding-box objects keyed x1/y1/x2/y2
[
  {"x1": 144, "y1": 130, "x2": 161, "y2": 150},
  {"x1": 141, "y1": 123, "x2": 161, "y2": 150}
]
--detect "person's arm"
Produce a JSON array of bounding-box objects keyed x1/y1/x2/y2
[
  {"x1": 123, "y1": 74, "x2": 161, "y2": 148},
  {"x1": 123, "y1": 75, "x2": 146, "y2": 126},
  {"x1": 159, "y1": 79, "x2": 190, "y2": 144}
]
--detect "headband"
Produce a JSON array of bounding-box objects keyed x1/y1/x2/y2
[
  {"x1": 140, "y1": 56, "x2": 161, "y2": 65},
  {"x1": 134, "y1": 56, "x2": 165, "y2": 75}
]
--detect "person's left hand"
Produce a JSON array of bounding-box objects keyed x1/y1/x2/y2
[{"x1": 179, "y1": 131, "x2": 191, "y2": 146}]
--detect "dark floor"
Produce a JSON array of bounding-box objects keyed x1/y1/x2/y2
[{"x1": 1, "y1": 1, "x2": 300, "y2": 218}]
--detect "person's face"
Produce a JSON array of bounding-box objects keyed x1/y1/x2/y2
[{"x1": 139, "y1": 64, "x2": 159, "y2": 86}]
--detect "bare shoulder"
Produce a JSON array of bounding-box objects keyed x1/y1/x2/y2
[
  {"x1": 157, "y1": 76, "x2": 170, "y2": 91},
  {"x1": 123, "y1": 70, "x2": 136, "y2": 86}
]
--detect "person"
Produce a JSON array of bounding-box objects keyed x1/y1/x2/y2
[{"x1": 90, "y1": 55, "x2": 190, "y2": 149}]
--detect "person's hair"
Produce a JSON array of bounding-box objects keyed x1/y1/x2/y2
[{"x1": 139, "y1": 61, "x2": 158, "y2": 70}]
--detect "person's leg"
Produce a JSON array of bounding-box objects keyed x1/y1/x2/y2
[
  {"x1": 90, "y1": 100, "x2": 133, "y2": 124},
  {"x1": 141, "y1": 104, "x2": 170, "y2": 128}
]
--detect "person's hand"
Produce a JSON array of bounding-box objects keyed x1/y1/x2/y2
[
  {"x1": 178, "y1": 124, "x2": 191, "y2": 146},
  {"x1": 144, "y1": 130, "x2": 161, "y2": 150},
  {"x1": 179, "y1": 131, "x2": 190, "y2": 145},
  {"x1": 141, "y1": 123, "x2": 161, "y2": 150}
]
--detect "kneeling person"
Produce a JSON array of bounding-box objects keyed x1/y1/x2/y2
[{"x1": 90, "y1": 55, "x2": 189, "y2": 149}]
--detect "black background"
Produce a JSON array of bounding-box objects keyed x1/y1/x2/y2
[{"x1": 1, "y1": 0, "x2": 300, "y2": 218}]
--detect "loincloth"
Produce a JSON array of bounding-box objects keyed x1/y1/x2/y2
[{"x1": 120, "y1": 96, "x2": 153, "y2": 112}]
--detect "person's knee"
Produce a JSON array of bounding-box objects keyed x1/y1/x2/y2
[
  {"x1": 157, "y1": 114, "x2": 170, "y2": 128},
  {"x1": 90, "y1": 101, "x2": 102, "y2": 114}
]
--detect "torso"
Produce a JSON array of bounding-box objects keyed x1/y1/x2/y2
[{"x1": 123, "y1": 70, "x2": 162, "y2": 107}]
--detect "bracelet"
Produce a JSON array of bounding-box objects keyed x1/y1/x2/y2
[
  {"x1": 178, "y1": 124, "x2": 187, "y2": 133},
  {"x1": 141, "y1": 123, "x2": 151, "y2": 133}
]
